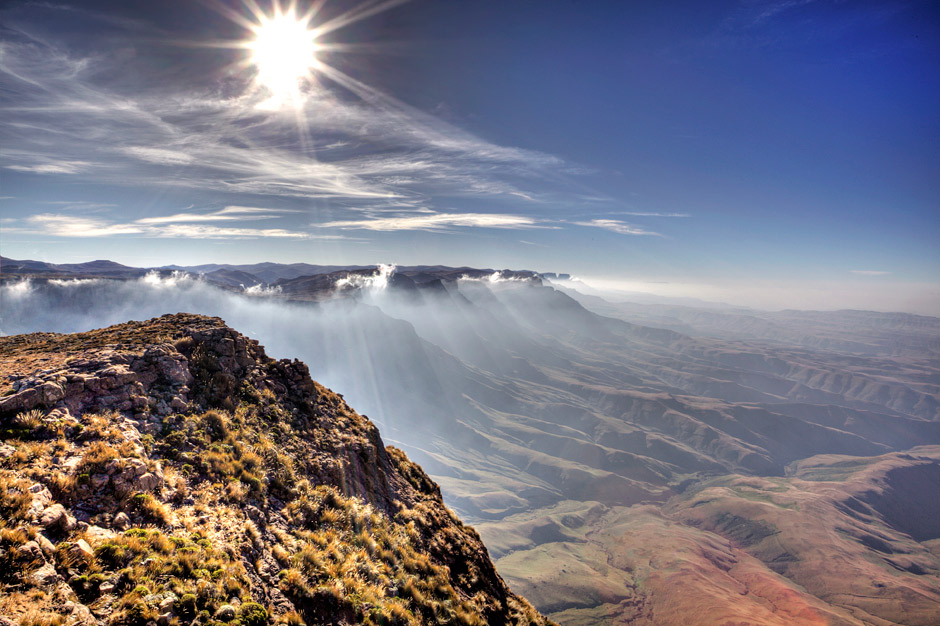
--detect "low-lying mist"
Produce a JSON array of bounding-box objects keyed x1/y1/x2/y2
[
  {"x1": 6, "y1": 269, "x2": 938, "y2": 525},
  {"x1": 0, "y1": 272, "x2": 473, "y2": 441},
  {"x1": 563, "y1": 276, "x2": 940, "y2": 316}
]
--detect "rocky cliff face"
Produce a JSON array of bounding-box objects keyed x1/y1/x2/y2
[{"x1": 0, "y1": 314, "x2": 551, "y2": 626}]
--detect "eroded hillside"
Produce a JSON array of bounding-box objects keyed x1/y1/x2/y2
[{"x1": 0, "y1": 314, "x2": 550, "y2": 626}]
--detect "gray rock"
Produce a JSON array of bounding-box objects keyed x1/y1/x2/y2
[
  {"x1": 31, "y1": 562, "x2": 60, "y2": 586},
  {"x1": 29, "y1": 484, "x2": 54, "y2": 518},
  {"x1": 40, "y1": 381, "x2": 65, "y2": 403},
  {"x1": 112, "y1": 476, "x2": 132, "y2": 496},
  {"x1": 30, "y1": 482, "x2": 52, "y2": 497},
  {"x1": 16, "y1": 540, "x2": 45, "y2": 564},
  {"x1": 125, "y1": 459, "x2": 148, "y2": 478},
  {"x1": 214, "y1": 605, "x2": 237, "y2": 622},
  {"x1": 54, "y1": 581, "x2": 77, "y2": 603},
  {"x1": 0, "y1": 386, "x2": 39, "y2": 413},
  {"x1": 137, "y1": 472, "x2": 163, "y2": 492},
  {"x1": 245, "y1": 505, "x2": 265, "y2": 524},
  {"x1": 112, "y1": 511, "x2": 130, "y2": 530},
  {"x1": 68, "y1": 602, "x2": 97, "y2": 626},
  {"x1": 91, "y1": 473, "x2": 110, "y2": 489},
  {"x1": 39, "y1": 503, "x2": 75, "y2": 532},
  {"x1": 69, "y1": 539, "x2": 94, "y2": 561},
  {"x1": 37, "y1": 533, "x2": 55, "y2": 557},
  {"x1": 85, "y1": 525, "x2": 116, "y2": 543},
  {"x1": 267, "y1": 588, "x2": 296, "y2": 616}
]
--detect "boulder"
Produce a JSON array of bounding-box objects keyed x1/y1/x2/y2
[
  {"x1": 85, "y1": 525, "x2": 116, "y2": 543},
  {"x1": 16, "y1": 541, "x2": 45, "y2": 565},
  {"x1": 137, "y1": 472, "x2": 163, "y2": 492},
  {"x1": 39, "y1": 503, "x2": 75, "y2": 532},
  {"x1": 215, "y1": 605, "x2": 237, "y2": 622},
  {"x1": 158, "y1": 595, "x2": 178, "y2": 612},
  {"x1": 91, "y1": 473, "x2": 110, "y2": 489},
  {"x1": 125, "y1": 459, "x2": 148, "y2": 478},
  {"x1": 31, "y1": 562, "x2": 60, "y2": 586},
  {"x1": 36, "y1": 533, "x2": 56, "y2": 557},
  {"x1": 69, "y1": 539, "x2": 94, "y2": 561},
  {"x1": 54, "y1": 581, "x2": 78, "y2": 603},
  {"x1": 40, "y1": 381, "x2": 65, "y2": 403},
  {"x1": 68, "y1": 601, "x2": 97, "y2": 626}
]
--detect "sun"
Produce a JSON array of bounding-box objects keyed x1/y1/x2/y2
[
  {"x1": 209, "y1": 0, "x2": 414, "y2": 112},
  {"x1": 248, "y1": 8, "x2": 320, "y2": 106}
]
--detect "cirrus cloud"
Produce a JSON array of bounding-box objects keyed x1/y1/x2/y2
[
  {"x1": 317, "y1": 212, "x2": 538, "y2": 232},
  {"x1": 23, "y1": 212, "x2": 319, "y2": 240},
  {"x1": 575, "y1": 219, "x2": 662, "y2": 236}
]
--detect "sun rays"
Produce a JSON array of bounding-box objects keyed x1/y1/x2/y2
[
  {"x1": 197, "y1": 0, "x2": 415, "y2": 112},
  {"x1": 247, "y1": 7, "x2": 322, "y2": 108}
]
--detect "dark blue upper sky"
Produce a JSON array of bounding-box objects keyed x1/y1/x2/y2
[{"x1": 1, "y1": 0, "x2": 938, "y2": 311}]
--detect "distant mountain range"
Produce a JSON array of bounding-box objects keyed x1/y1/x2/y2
[
  {"x1": 0, "y1": 256, "x2": 147, "y2": 277},
  {"x1": 3, "y1": 258, "x2": 939, "y2": 625},
  {"x1": 1, "y1": 256, "x2": 544, "y2": 295}
]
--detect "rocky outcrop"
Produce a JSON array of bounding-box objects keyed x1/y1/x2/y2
[{"x1": 0, "y1": 314, "x2": 551, "y2": 626}]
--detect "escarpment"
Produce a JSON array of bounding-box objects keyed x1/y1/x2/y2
[{"x1": 0, "y1": 313, "x2": 551, "y2": 626}]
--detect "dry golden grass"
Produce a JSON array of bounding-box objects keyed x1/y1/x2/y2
[{"x1": 0, "y1": 315, "x2": 552, "y2": 626}]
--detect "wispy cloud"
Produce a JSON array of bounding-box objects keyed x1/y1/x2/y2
[
  {"x1": 318, "y1": 212, "x2": 538, "y2": 232},
  {"x1": 121, "y1": 146, "x2": 194, "y2": 166},
  {"x1": 135, "y1": 206, "x2": 289, "y2": 225},
  {"x1": 618, "y1": 211, "x2": 690, "y2": 218},
  {"x1": 5, "y1": 160, "x2": 92, "y2": 175},
  {"x1": 151, "y1": 224, "x2": 321, "y2": 239},
  {"x1": 851, "y1": 270, "x2": 891, "y2": 276},
  {"x1": 0, "y1": 7, "x2": 691, "y2": 247},
  {"x1": 0, "y1": 28, "x2": 574, "y2": 216},
  {"x1": 29, "y1": 214, "x2": 145, "y2": 237},
  {"x1": 23, "y1": 213, "x2": 317, "y2": 240},
  {"x1": 575, "y1": 219, "x2": 662, "y2": 236}
]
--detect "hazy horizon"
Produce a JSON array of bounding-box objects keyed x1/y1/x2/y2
[{"x1": 3, "y1": 251, "x2": 939, "y2": 316}]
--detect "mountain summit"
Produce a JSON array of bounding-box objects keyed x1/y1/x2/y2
[{"x1": 0, "y1": 313, "x2": 551, "y2": 626}]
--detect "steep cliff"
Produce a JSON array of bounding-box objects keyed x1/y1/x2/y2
[{"x1": 0, "y1": 314, "x2": 551, "y2": 626}]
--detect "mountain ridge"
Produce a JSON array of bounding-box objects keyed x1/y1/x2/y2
[{"x1": 0, "y1": 313, "x2": 551, "y2": 626}]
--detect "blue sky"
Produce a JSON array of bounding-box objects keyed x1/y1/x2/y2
[{"x1": 1, "y1": 0, "x2": 938, "y2": 312}]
